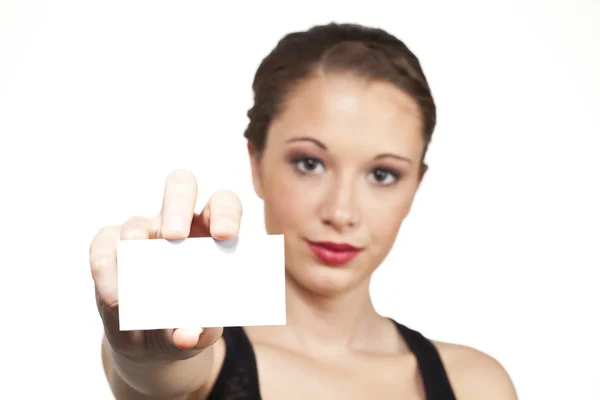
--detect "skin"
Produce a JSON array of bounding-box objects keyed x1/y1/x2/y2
[{"x1": 90, "y1": 73, "x2": 519, "y2": 399}]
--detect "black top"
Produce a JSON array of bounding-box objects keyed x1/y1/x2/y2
[{"x1": 207, "y1": 320, "x2": 457, "y2": 399}]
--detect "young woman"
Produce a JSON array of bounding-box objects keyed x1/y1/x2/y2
[{"x1": 90, "y1": 23, "x2": 519, "y2": 400}]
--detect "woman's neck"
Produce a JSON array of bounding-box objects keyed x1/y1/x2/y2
[{"x1": 280, "y1": 272, "x2": 386, "y2": 354}]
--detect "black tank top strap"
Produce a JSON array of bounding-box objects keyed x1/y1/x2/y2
[
  {"x1": 206, "y1": 326, "x2": 261, "y2": 400},
  {"x1": 391, "y1": 319, "x2": 457, "y2": 400},
  {"x1": 208, "y1": 323, "x2": 456, "y2": 400}
]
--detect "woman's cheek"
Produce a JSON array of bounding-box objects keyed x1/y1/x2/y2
[
  {"x1": 368, "y1": 194, "x2": 413, "y2": 246},
  {"x1": 263, "y1": 174, "x2": 315, "y2": 233}
]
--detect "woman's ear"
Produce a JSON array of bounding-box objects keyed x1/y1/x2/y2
[{"x1": 247, "y1": 142, "x2": 264, "y2": 199}]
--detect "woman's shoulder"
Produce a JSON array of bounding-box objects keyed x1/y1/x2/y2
[{"x1": 431, "y1": 340, "x2": 519, "y2": 400}]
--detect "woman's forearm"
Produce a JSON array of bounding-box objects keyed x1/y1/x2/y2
[{"x1": 102, "y1": 335, "x2": 214, "y2": 399}]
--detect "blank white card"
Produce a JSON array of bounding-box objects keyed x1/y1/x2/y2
[{"x1": 117, "y1": 234, "x2": 287, "y2": 331}]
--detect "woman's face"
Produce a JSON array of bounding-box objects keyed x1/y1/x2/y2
[{"x1": 249, "y1": 73, "x2": 426, "y2": 296}]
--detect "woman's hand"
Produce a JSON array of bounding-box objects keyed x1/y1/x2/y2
[{"x1": 89, "y1": 169, "x2": 243, "y2": 362}]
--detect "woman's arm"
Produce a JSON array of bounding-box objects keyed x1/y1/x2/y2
[{"x1": 101, "y1": 335, "x2": 218, "y2": 399}]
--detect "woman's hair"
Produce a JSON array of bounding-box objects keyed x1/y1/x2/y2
[{"x1": 244, "y1": 23, "x2": 437, "y2": 159}]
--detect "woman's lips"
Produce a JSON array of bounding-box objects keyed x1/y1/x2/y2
[{"x1": 306, "y1": 240, "x2": 363, "y2": 266}]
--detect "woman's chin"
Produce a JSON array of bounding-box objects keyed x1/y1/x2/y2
[{"x1": 286, "y1": 261, "x2": 368, "y2": 297}]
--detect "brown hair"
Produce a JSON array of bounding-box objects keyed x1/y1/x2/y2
[{"x1": 244, "y1": 23, "x2": 436, "y2": 160}]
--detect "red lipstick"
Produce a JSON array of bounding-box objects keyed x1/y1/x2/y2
[{"x1": 306, "y1": 240, "x2": 362, "y2": 266}]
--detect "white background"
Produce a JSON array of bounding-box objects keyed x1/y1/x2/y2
[{"x1": 1, "y1": 0, "x2": 598, "y2": 398}]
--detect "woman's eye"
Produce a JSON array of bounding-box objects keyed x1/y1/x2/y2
[
  {"x1": 294, "y1": 157, "x2": 324, "y2": 174},
  {"x1": 368, "y1": 168, "x2": 400, "y2": 186}
]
